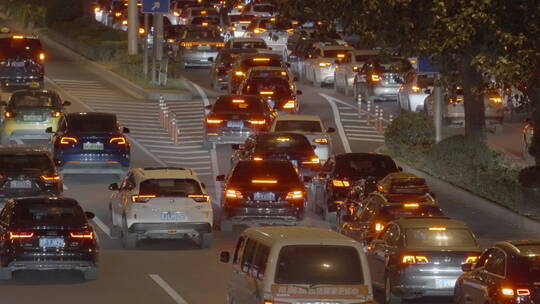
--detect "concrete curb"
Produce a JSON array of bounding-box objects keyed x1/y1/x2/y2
[{"x1": 39, "y1": 34, "x2": 192, "y2": 101}]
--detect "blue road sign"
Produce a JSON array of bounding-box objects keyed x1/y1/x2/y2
[{"x1": 142, "y1": 0, "x2": 170, "y2": 13}]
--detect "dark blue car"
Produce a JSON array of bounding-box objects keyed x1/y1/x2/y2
[{"x1": 47, "y1": 112, "x2": 130, "y2": 177}]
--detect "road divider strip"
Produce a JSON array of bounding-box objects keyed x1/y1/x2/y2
[
  {"x1": 320, "y1": 93, "x2": 352, "y2": 153},
  {"x1": 149, "y1": 274, "x2": 189, "y2": 304}
]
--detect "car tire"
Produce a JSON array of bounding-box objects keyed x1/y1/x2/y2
[
  {"x1": 0, "y1": 267, "x2": 12, "y2": 280},
  {"x1": 83, "y1": 267, "x2": 98, "y2": 280},
  {"x1": 199, "y1": 232, "x2": 212, "y2": 249},
  {"x1": 384, "y1": 275, "x2": 402, "y2": 304},
  {"x1": 122, "y1": 218, "x2": 137, "y2": 249}
]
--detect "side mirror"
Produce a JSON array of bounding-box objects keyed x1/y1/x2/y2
[
  {"x1": 303, "y1": 176, "x2": 312, "y2": 183},
  {"x1": 216, "y1": 174, "x2": 225, "y2": 181},
  {"x1": 45, "y1": 127, "x2": 54, "y2": 133},
  {"x1": 326, "y1": 127, "x2": 335, "y2": 133},
  {"x1": 122, "y1": 127, "x2": 130, "y2": 133},
  {"x1": 205, "y1": 105, "x2": 212, "y2": 110},
  {"x1": 397, "y1": 166, "x2": 403, "y2": 172},
  {"x1": 461, "y1": 263, "x2": 473, "y2": 272},
  {"x1": 201, "y1": 182, "x2": 206, "y2": 189},
  {"x1": 424, "y1": 89, "x2": 432, "y2": 94},
  {"x1": 63, "y1": 101, "x2": 72, "y2": 106},
  {"x1": 84, "y1": 211, "x2": 95, "y2": 219},
  {"x1": 296, "y1": 90, "x2": 302, "y2": 95},
  {"x1": 293, "y1": 76, "x2": 299, "y2": 81},
  {"x1": 108, "y1": 183, "x2": 119, "y2": 191},
  {"x1": 231, "y1": 144, "x2": 241, "y2": 150},
  {"x1": 220, "y1": 251, "x2": 231, "y2": 263}
]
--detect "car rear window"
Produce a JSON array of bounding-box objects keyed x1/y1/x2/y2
[
  {"x1": 213, "y1": 97, "x2": 265, "y2": 113},
  {"x1": 250, "y1": 69, "x2": 288, "y2": 79},
  {"x1": 509, "y1": 255, "x2": 540, "y2": 281},
  {"x1": 377, "y1": 205, "x2": 444, "y2": 222},
  {"x1": 139, "y1": 178, "x2": 202, "y2": 196},
  {"x1": 255, "y1": 135, "x2": 312, "y2": 153},
  {"x1": 13, "y1": 203, "x2": 86, "y2": 225},
  {"x1": 232, "y1": 41, "x2": 267, "y2": 49},
  {"x1": 242, "y1": 78, "x2": 292, "y2": 97},
  {"x1": 405, "y1": 228, "x2": 477, "y2": 248},
  {"x1": 10, "y1": 94, "x2": 59, "y2": 108},
  {"x1": 69, "y1": 115, "x2": 116, "y2": 133},
  {"x1": 230, "y1": 161, "x2": 300, "y2": 186},
  {"x1": 258, "y1": 19, "x2": 291, "y2": 31},
  {"x1": 253, "y1": 4, "x2": 275, "y2": 13},
  {"x1": 275, "y1": 245, "x2": 364, "y2": 284},
  {"x1": 336, "y1": 157, "x2": 398, "y2": 179},
  {"x1": 242, "y1": 58, "x2": 283, "y2": 69},
  {"x1": 229, "y1": 15, "x2": 254, "y2": 22},
  {"x1": 274, "y1": 120, "x2": 322, "y2": 133},
  {"x1": 374, "y1": 58, "x2": 412, "y2": 73},
  {"x1": 0, "y1": 154, "x2": 53, "y2": 173},
  {"x1": 184, "y1": 29, "x2": 219, "y2": 39},
  {"x1": 322, "y1": 49, "x2": 349, "y2": 58},
  {"x1": 0, "y1": 38, "x2": 42, "y2": 59}
]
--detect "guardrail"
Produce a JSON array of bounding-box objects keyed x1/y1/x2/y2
[
  {"x1": 158, "y1": 95, "x2": 180, "y2": 144},
  {"x1": 356, "y1": 95, "x2": 392, "y2": 131}
]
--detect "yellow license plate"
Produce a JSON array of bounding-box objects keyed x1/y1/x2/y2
[{"x1": 29, "y1": 82, "x2": 40, "y2": 88}]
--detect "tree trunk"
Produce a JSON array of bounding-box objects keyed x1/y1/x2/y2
[
  {"x1": 529, "y1": 87, "x2": 540, "y2": 166},
  {"x1": 460, "y1": 56, "x2": 486, "y2": 139}
]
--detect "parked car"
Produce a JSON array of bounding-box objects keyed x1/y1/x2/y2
[{"x1": 334, "y1": 49, "x2": 380, "y2": 96}]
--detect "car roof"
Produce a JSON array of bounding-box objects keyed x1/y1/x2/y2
[
  {"x1": 393, "y1": 217, "x2": 469, "y2": 229},
  {"x1": 0, "y1": 144, "x2": 51, "y2": 155},
  {"x1": 66, "y1": 112, "x2": 116, "y2": 119},
  {"x1": 256, "y1": 132, "x2": 308, "y2": 141},
  {"x1": 13, "y1": 196, "x2": 79, "y2": 205},
  {"x1": 239, "y1": 52, "x2": 283, "y2": 60},
  {"x1": 132, "y1": 167, "x2": 200, "y2": 180},
  {"x1": 274, "y1": 114, "x2": 322, "y2": 122},
  {"x1": 9, "y1": 89, "x2": 59, "y2": 99},
  {"x1": 495, "y1": 240, "x2": 540, "y2": 256},
  {"x1": 243, "y1": 226, "x2": 356, "y2": 246},
  {"x1": 335, "y1": 152, "x2": 393, "y2": 161}
]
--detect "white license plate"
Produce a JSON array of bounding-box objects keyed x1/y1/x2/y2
[
  {"x1": 197, "y1": 45, "x2": 211, "y2": 50},
  {"x1": 160, "y1": 212, "x2": 186, "y2": 221},
  {"x1": 10, "y1": 180, "x2": 32, "y2": 189},
  {"x1": 435, "y1": 278, "x2": 456, "y2": 289},
  {"x1": 83, "y1": 142, "x2": 104, "y2": 150},
  {"x1": 253, "y1": 192, "x2": 275, "y2": 201},
  {"x1": 11, "y1": 61, "x2": 25, "y2": 67},
  {"x1": 39, "y1": 238, "x2": 65, "y2": 248},
  {"x1": 23, "y1": 115, "x2": 43, "y2": 121},
  {"x1": 227, "y1": 120, "x2": 243, "y2": 128}
]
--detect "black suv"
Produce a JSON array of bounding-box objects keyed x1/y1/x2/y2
[
  {"x1": 0, "y1": 197, "x2": 98, "y2": 280},
  {"x1": 0, "y1": 35, "x2": 45, "y2": 90},
  {"x1": 217, "y1": 160, "x2": 306, "y2": 231},
  {"x1": 0, "y1": 145, "x2": 62, "y2": 207}
]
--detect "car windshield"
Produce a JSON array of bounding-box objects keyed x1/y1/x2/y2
[
  {"x1": 336, "y1": 156, "x2": 397, "y2": 179},
  {"x1": 139, "y1": 178, "x2": 202, "y2": 196},
  {"x1": 323, "y1": 49, "x2": 349, "y2": 58},
  {"x1": 0, "y1": 38, "x2": 42, "y2": 59},
  {"x1": 0, "y1": 154, "x2": 53, "y2": 173},
  {"x1": 10, "y1": 94, "x2": 59, "y2": 108},
  {"x1": 212, "y1": 98, "x2": 265, "y2": 113},
  {"x1": 14, "y1": 202, "x2": 86, "y2": 226},
  {"x1": 256, "y1": 135, "x2": 312, "y2": 153},
  {"x1": 275, "y1": 245, "x2": 364, "y2": 284},
  {"x1": 229, "y1": 161, "x2": 300, "y2": 186},
  {"x1": 69, "y1": 115, "x2": 117, "y2": 133},
  {"x1": 242, "y1": 78, "x2": 292, "y2": 97},
  {"x1": 259, "y1": 19, "x2": 291, "y2": 31},
  {"x1": 405, "y1": 228, "x2": 477, "y2": 248},
  {"x1": 184, "y1": 29, "x2": 219, "y2": 39},
  {"x1": 232, "y1": 41, "x2": 267, "y2": 49},
  {"x1": 374, "y1": 58, "x2": 412, "y2": 73},
  {"x1": 274, "y1": 120, "x2": 322, "y2": 133}
]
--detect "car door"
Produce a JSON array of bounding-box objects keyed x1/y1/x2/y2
[
  {"x1": 461, "y1": 248, "x2": 505, "y2": 304},
  {"x1": 236, "y1": 238, "x2": 258, "y2": 304},
  {"x1": 229, "y1": 236, "x2": 246, "y2": 302},
  {"x1": 367, "y1": 224, "x2": 397, "y2": 286},
  {"x1": 248, "y1": 243, "x2": 270, "y2": 304},
  {"x1": 314, "y1": 157, "x2": 333, "y2": 206}
]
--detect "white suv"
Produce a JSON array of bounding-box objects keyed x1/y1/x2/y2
[{"x1": 108, "y1": 167, "x2": 213, "y2": 249}]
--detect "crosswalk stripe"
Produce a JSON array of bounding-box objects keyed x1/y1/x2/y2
[
  {"x1": 349, "y1": 137, "x2": 385, "y2": 142},
  {"x1": 348, "y1": 133, "x2": 384, "y2": 138}
]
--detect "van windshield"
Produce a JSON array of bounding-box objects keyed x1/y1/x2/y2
[{"x1": 275, "y1": 245, "x2": 364, "y2": 284}]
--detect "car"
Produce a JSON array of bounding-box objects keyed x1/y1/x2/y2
[
  {"x1": 210, "y1": 48, "x2": 259, "y2": 90},
  {"x1": 455, "y1": 240, "x2": 540, "y2": 304},
  {"x1": 48, "y1": 112, "x2": 131, "y2": 177},
  {"x1": 523, "y1": 119, "x2": 534, "y2": 160},
  {"x1": 312, "y1": 153, "x2": 400, "y2": 220},
  {"x1": 177, "y1": 7, "x2": 219, "y2": 25},
  {"x1": 228, "y1": 52, "x2": 287, "y2": 94},
  {"x1": 287, "y1": 37, "x2": 342, "y2": 78},
  {"x1": 216, "y1": 160, "x2": 307, "y2": 231},
  {"x1": 220, "y1": 226, "x2": 374, "y2": 304},
  {"x1": 366, "y1": 217, "x2": 481, "y2": 303},
  {"x1": 231, "y1": 132, "x2": 321, "y2": 177},
  {"x1": 0, "y1": 197, "x2": 98, "y2": 280},
  {"x1": 354, "y1": 56, "x2": 413, "y2": 103},
  {"x1": 237, "y1": 76, "x2": 301, "y2": 113},
  {"x1": 203, "y1": 94, "x2": 276, "y2": 148},
  {"x1": 189, "y1": 15, "x2": 221, "y2": 28},
  {"x1": 338, "y1": 187, "x2": 441, "y2": 245},
  {"x1": 166, "y1": 0, "x2": 199, "y2": 25},
  {"x1": 424, "y1": 86, "x2": 505, "y2": 131},
  {"x1": 334, "y1": 49, "x2": 380, "y2": 96},
  {"x1": 169, "y1": 25, "x2": 224, "y2": 68},
  {"x1": 223, "y1": 37, "x2": 268, "y2": 51},
  {"x1": 244, "y1": 17, "x2": 294, "y2": 57},
  {"x1": 245, "y1": 66, "x2": 296, "y2": 83},
  {"x1": 397, "y1": 70, "x2": 436, "y2": 112},
  {"x1": 108, "y1": 167, "x2": 213, "y2": 249},
  {"x1": 0, "y1": 145, "x2": 62, "y2": 209},
  {"x1": 223, "y1": 14, "x2": 256, "y2": 39},
  {"x1": 303, "y1": 43, "x2": 354, "y2": 87},
  {"x1": 241, "y1": 2, "x2": 276, "y2": 17},
  {"x1": 1, "y1": 90, "x2": 71, "y2": 145},
  {"x1": 269, "y1": 114, "x2": 335, "y2": 163},
  {"x1": 0, "y1": 34, "x2": 45, "y2": 90}
]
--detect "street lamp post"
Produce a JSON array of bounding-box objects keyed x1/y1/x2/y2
[{"x1": 127, "y1": 0, "x2": 138, "y2": 55}]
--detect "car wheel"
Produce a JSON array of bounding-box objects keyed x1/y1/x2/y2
[
  {"x1": 384, "y1": 275, "x2": 402, "y2": 304},
  {"x1": 122, "y1": 217, "x2": 137, "y2": 249},
  {"x1": 199, "y1": 232, "x2": 212, "y2": 249},
  {"x1": 0, "y1": 267, "x2": 12, "y2": 280},
  {"x1": 83, "y1": 267, "x2": 98, "y2": 280}
]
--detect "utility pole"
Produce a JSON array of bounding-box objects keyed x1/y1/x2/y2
[
  {"x1": 434, "y1": 73, "x2": 443, "y2": 143},
  {"x1": 127, "y1": 0, "x2": 138, "y2": 55},
  {"x1": 143, "y1": 13, "x2": 149, "y2": 77}
]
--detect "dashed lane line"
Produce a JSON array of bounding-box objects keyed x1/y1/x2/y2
[{"x1": 149, "y1": 274, "x2": 189, "y2": 304}]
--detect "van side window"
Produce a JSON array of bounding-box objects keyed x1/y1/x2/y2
[
  {"x1": 251, "y1": 245, "x2": 270, "y2": 280},
  {"x1": 241, "y1": 239, "x2": 257, "y2": 273},
  {"x1": 233, "y1": 236, "x2": 245, "y2": 264}
]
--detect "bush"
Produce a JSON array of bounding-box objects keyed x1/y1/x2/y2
[
  {"x1": 45, "y1": 0, "x2": 84, "y2": 26},
  {"x1": 384, "y1": 113, "x2": 435, "y2": 162},
  {"x1": 519, "y1": 166, "x2": 540, "y2": 188}
]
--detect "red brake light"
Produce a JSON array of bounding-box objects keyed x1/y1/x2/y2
[
  {"x1": 70, "y1": 231, "x2": 94, "y2": 239},
  {"x1": 131, "y1": 194, "x2": 156, "y2": 203},
  {"x1": 109, "y1": 136, "x2": 127, "y2": 145},
  {"x1": 60, "y1": 137, "x2": 78, "y2": 145},
  {"x1": 225, "y1": 189, "x2": 243, "y2": 199},
  {"x1": 402, "y1": 255, "x2": 429, "y2": 264},
  {"x1": 249, "y1": 119, "x2": 266, "y2": 125},
  {"x1": 188, "y1": 194, "x2": 210, "y2": 202},
  {"x1": 9, "y1": 231, "x2": 34, "y2": 240}
]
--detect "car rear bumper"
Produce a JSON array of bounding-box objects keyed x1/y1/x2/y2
[
  {"x1": 7, "y1": 260, "x2": 96, "y2": 271},
  {"x1": 224, "y1": 205, "x2": 304, "y2": 224},
  {"x1": 205, "y1": 130, "x2": 254, "y2": 144},
  {"x1": 408, "y1": 93, "x2": 429, "y2": 112},
  {"x1": 58, "y1": 153, "x2": 129, "y2": 174},
  {"x1": 181, "y1": 51, "x2": 218, "y2": 67},
  {"x1": 372, "y1": 86, "x2": 400, "y2": 99},
  {"x1": 393, "y1": 271, "x2": 460, "y2": 298},
  {"x1": 128, "y1": 222, "x2": 212, "y2": 238}
]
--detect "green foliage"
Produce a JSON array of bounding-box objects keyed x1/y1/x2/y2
[
  {"x1": 519, "y1": 166, "x2": 540, "y2": 188},
  {"x1": 384, "y1": 113, "x2": 435, "y2": 161},
  {"x1": 44, "y1": 0, "x2": 84, "y2": 26}
]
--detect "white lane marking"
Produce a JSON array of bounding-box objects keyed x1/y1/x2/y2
[
  {"x1": 341, "y1": 118, "x2": 366, "y2": 122},
  {"x1": 149, "y1": 149, "x2": 210, "y2": 155},
  {"x1": 92, "y1": 216, "x2": 114, "y2": 239},
  {"x1": 52, "y1": 79, "x2": 101, "y2": 83},
  {"x1": 188, "y1": 81, "x2": 221, "y2": 202},
  {"x1": 349, "y1": 137, "x2": 385, "y2": 142},
  {"x1": 149, "y1": 274, "x2": 189, "y2": 304},
  {"x1": 340, "y1": 112, "x2": 358, "y2": 116},
  {"x1": 320, "y1": 93, "x2": 351, "y2": 153}
]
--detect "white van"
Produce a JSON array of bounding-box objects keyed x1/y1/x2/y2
[{"x1": 219, "y1": 226, "x2": 374, "y2": 304}]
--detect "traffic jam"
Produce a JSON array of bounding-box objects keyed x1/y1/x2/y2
[{"x1": 0, "y1": 0, "x2": 539, "y2": 304}]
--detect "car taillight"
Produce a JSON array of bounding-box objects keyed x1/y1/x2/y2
[
  {"x1": 60, "y1": 136, "x2": 78, "y2": 145},
  {"x1": 285, "y1": 190, "x2": 303, "y2": 200},
  {"x1": 109, "y1": 136, "x2": 127, "y2": 145},
  {"x1": 282, "y1": 100, "x2": 295, "y2": 109},
  {"x1": 332, "y1": 179, "x2": 350, "y2": 187},
  {"x1": 489, "y1": 96, "x2": 503, "y2": 105},
  {"x1": 206, "y1": 118, "x2": 223, "y2": 124},
  {"x1": 41, "y1": 174, "x2": 60, "y2": 183},
  {"x1": 319, "y1": 62, "x2": 331, "y2": 67},
  {"x1": 188, "y1": 194, "x2": 210, "y2": 203},
  {"x1": 375, "y1": 222, "x2": 384, "y2": 232},
  {"x1": 253, "y1": 156, "x2": 263, "y2": 161},
  {"x1": 225, "y1": 189, "x2": 243, "y2": 199},
  {"x1": 131, "y1": 194, "x2": 156, "y2": 203},
  {"x1": 402, "y1": 255, "x2": 429, "y2": 264},
  {"x1": 411, "y1": 85, "x2": 421, "y2": 92},
  {"x1": 253, "y1": 27, "x2": 267, "y2": 34},
  {"x1": 39, "y1": 52, "x2": 45, "y2": 61},
  {"x1": 234, "y1": 70, "x2": 245, "y2": 76},
  {"x1": 263, "y1": 300, "x2": 291, "y2": 304},
  {"x1": 371, "y1": 74, "x2": 380, "y2": 81},
  {"x1": 50, "y1": 111, "x2": 61, "y2": 117},
  {"x1": 9, "y1": 231, "x2": 34, "y2": 240},
  {"x1": 249, "y1": 119, "x2": 266, "y2": 125},
  {"x1": 313, "y1": 138, "x2": 328, "y2": 144},
  {"x1": 501, "y1": 288, "x2": 530, "y2": 297},
  {"x1": 302, "y1": 157, "x2": 320, "y2": 165},
  {"x1": 464, "y1": 256, "x2": 479, "y2": 264},
  {"x1": 70, "y1": 231, "x2": 94, "y2": 239},
  {"x1": 4, "y1": 111, "x2": 15, "y2": 118}
]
